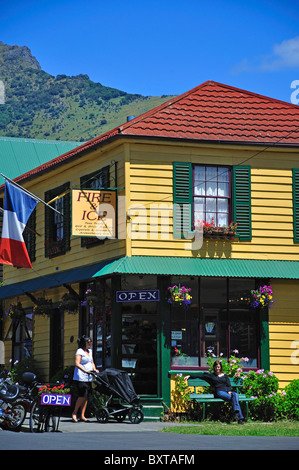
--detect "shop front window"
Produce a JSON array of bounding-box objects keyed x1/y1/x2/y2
[
  {"x1": 228, "y1": 278, "x2": 257, "y2": 367},
  {"x1": 200, "y1": 277, "x2": 228, "y2": 365},
  {"x1": 5, "y1": 310, "x2": 33, "y2": 363},
  {"x1": 171, "y1": 277, "x2": 259, "y2": 369},
  {"x1": 170, "y1": 277, "x2": 199, "y2": 368}
]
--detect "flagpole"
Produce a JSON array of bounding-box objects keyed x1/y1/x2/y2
[{"x1": 1, "y1": 174, "x2": 64, "y2": 216}]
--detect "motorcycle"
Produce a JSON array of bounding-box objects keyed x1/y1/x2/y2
[{"x1": 0, "y1": 371, "x2": 37, "y2": 431}]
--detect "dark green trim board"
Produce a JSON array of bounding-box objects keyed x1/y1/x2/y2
[
  {"x1": 232, "y1": 166, "x2": 252, "y2": 240},
  {"x1": 173, "y1": 162, "x2": 193, "y2": 238},
  {"x1": 110, "y1": 275, "x2": 122, "y2": 370},
  {"x1": 292, "y1": 169, "x2": 299, "y2": 242},
  {"x1": 260, "y1": 306, "x2": 270, "y2": 371},
  {"x1": 157, "y1": 276, "x2": 171, "y2": 407}
]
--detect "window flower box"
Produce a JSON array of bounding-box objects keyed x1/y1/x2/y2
[{"x1": 197, "y1": 219, "x2": 238, "y2": 240}]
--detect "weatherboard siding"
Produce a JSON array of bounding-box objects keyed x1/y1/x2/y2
[
  {"x1": 128, "y1": 143, "x2": 299, "y2": 261},
  {"x1": 2, "y1": 143, "x2": 127, "y2": 377},
  {"x1": 269, "y1": 280, "x2": 299, "y2": 387},
  {"x1": 3, "y1": 144, "x2": 126, "y2": 287}
]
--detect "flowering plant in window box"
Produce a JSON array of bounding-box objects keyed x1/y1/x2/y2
[
  {"x1": 196, "y1": 218, "x2": 238, "y2": 240},
  {"x1": 250, "y1": 285, "x2": 275, "y2": 310},
  {"x1": 167, "y1": 285, "x2": 192, "y2": 306},
  {"x1": 33, "y1": 297, "x2": 53, "y2": 316}
]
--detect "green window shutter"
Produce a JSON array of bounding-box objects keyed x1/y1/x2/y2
[
  {"x1": 45, "y1": 182, "x2": 70, "y2": 257},
  {"x1": 173, "y1": 162, "x2": 193, "y2": 239},
  {"x1": 232, "y1": 166, "x2": 252, "y2": 241},
  {"x1": 24, "y1": 209, "x2": 36, "y2": 263},
  {"x1": 292, "y1": 169, "x2": 299, "y2": 242}
]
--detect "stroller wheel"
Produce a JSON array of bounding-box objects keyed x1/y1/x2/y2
[
  {"x1": 128, "y1": 408, "x2": 144, "y2": 424},
  {"x1": 95, "y1": 408, "x2": 109, "y2": 423}
]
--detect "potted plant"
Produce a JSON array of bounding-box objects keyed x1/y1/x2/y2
[
  {"x1": 196, "y1": 218, "x2": 238, "y2": 240},
  {"x1": 81, "y1": 287, "x2": 104, "y2": 308},
  {"x1": 167, "y1": 285, "x2": 192, "y2": 306},
  {"x1": 33, "y1": 297, "x2": 53, "y2": 316},
  {"x1": 38, "y1": 383, "x2": 71, "y2": 395},
  {"x1": 59, "y1": 292, "x2": 80, "y2": 314},
  {"x1": 5, "y1": 302, "x2": 24, "y2": 319},
  {"x1": 250, "y1": 285, "x2": 275, "y2": 310}
]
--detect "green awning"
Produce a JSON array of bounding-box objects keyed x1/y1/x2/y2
[
  {"x1": 1, "y1": 256, "x2": 298, "y2": 301},
  {"x1": 93, "y1": 256, "x2": 299, "y2": 279}
]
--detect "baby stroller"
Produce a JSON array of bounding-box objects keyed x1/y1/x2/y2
[{"x1": 90, "y1": 368, "x2": 144, "y2": 424}]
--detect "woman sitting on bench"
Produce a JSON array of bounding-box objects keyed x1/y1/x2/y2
[{"x1": 184, "y1": 360, "x2": 244, "y2": 424}]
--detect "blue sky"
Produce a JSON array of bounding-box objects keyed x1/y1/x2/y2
[{"x1": 1, "y1": 0, "x2": 299, "y2": 103}]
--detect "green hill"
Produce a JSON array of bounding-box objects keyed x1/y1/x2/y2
[{"x1": 0, "y1": 41, "x2": 174, "y2": 142}]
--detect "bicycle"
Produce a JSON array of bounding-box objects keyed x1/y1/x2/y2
[
  {"x1": 0, "y1": 371, "x2": 34, "y2": 431},
  {"x1": 29, "y1": 395, "x2": 58, "y2": 432}
]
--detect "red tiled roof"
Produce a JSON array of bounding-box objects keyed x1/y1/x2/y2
[
  {"x1": 13, "y1": 80, "x2": 299, "y2": 184},
  {"x1": 119, "y1": 80, "x2": 299, "y2": 144}
]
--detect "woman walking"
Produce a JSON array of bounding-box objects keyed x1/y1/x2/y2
[{"x1": 72, "y1": 335, "x2": 99, "y2": 422}]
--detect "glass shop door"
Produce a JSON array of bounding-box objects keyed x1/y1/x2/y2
[{"x1": 121, "y1": 303, "x2": 157, "y2": 395}]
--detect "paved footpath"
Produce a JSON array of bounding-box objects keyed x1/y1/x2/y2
[{"x1": 0, "y1": 417, "x2": 299, "y2": 452}]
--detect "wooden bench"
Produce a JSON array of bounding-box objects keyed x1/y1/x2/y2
[{"x1": 187, "y1": 375, "x2": 254, "y2": 420}]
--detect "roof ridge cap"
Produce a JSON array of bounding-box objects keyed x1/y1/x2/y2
[{"x1": 209, "y1": 80, "x2": 299, "y2": 109}]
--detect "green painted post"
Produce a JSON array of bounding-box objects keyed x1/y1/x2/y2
[{"x1": 157, "y1": 276, "x2": 171, "y2": 407}]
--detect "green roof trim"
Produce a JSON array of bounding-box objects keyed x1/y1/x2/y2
[
  {"x1": 93, "y1": 256, "x2": 299, "y2": 279},
  {"x1": 0, "y1": 136, "x2": 82, "y2": 185}
]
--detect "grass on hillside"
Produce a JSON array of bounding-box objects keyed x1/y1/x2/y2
[{"x1": 160, "y1": 420, "x2": 299, "y2": 437}]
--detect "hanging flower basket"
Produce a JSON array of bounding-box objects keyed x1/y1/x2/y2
[
  {"x1": 33, "y1": 297, "x2": 53, "y2": 316},
  {"x1": 197, "y1": 219, "x2": 238, "y2": 240},
  {"x1": 59, "y1": 292, "x2": 80, "y2": 314},
  {"x1": 5, "y1": 302, "x2": 24, "y2": 319},
  {"x1": 81, "y1": 288, "x2": 104, "y2": 308},
  {"x1": 250, "y1": 285, "x2": 275, "y2": 310},
  {"x1": 167, "y1": 285, "x2": 192, "y2": 306}
]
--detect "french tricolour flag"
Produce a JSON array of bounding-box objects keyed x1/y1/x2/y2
[{"x1": 0, "y1": 181, "x2": 38, "y2": 268}]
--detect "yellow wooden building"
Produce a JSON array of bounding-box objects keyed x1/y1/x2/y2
[{"x1": 1, "y1": 81, "x2": 299, "y2": 417}]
